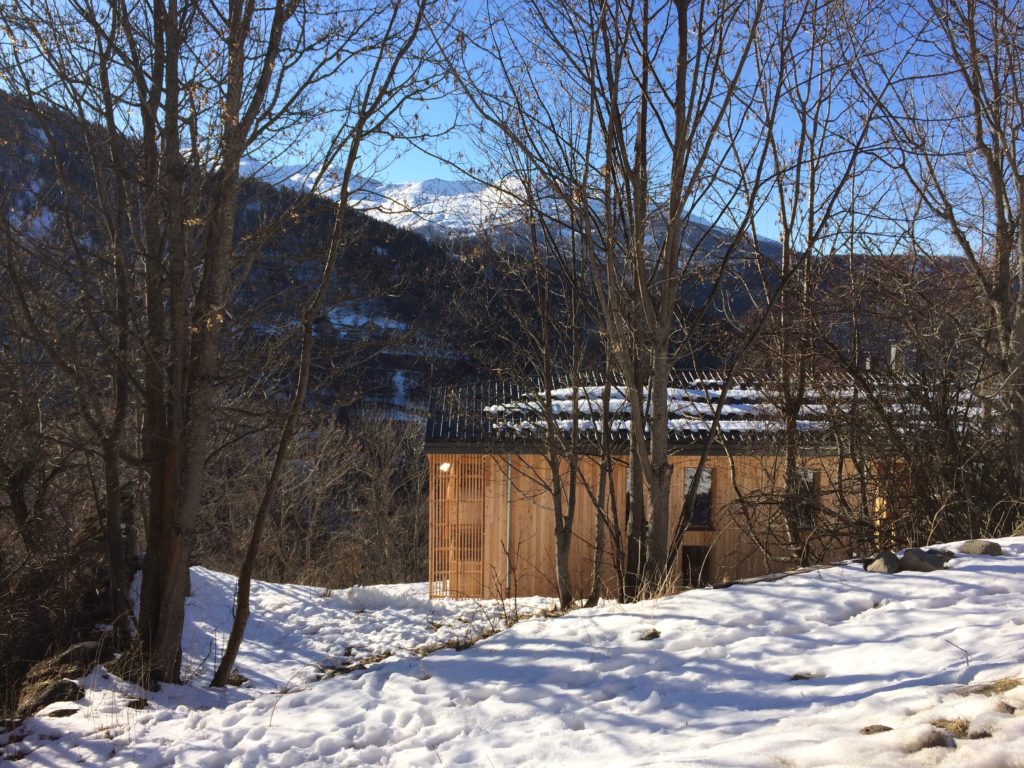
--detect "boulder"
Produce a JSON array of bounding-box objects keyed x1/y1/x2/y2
[
  {"x1": 16, "y1": 678, "x2": 83, "y2": 718},
  {"x1": 866, "y1": 551, "x2": 902, "y2": 573},
  {"x1": 901, "y1": 548, "x2": 951, "y2": 572},
  {"x1": 960, "y1": 539, "x2": 1002, "y2": 556},
  {"x1": 15, "y1": 640, "x2": 111, "y2": 718}
]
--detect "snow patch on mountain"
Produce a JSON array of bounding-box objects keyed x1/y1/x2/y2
[
  {"x1": 349, "y1": 178, "x2": 520, "y2": 236},
  {"x1": 242, "y1": 160, "x2": 521, "y2": 237}
]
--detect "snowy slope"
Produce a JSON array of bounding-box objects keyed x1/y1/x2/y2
[
  {"x1": 348, "y1": 178, "x2": 519, "y2": 236},
  {"x1": 12, "y1": 540, "x2": 1024, "y2": 766}
]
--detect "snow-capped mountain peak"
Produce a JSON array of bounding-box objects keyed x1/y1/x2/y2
[
  {"x1": 244, "y1": 160, "x2": 729, "y2": 243},
  {"x1": 349, "y1": 177, "x2": 518, "y2": 237},
  {"x1": 241, "y1": 160, "x2": 517, "y2": 237}
]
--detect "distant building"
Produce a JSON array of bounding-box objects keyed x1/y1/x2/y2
[{"x1": 425, "y1": 373, "x2": 883, "y2": 600}]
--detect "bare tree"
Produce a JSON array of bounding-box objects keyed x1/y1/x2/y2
[
  {"x1": 736, "y1": 0, "x2": 896, "y2": 565},
  {"x1": 443, "y1": 0, "x2": 774, "y2": 597},
  {"x1": 0, "y1": 0, "x2": 402, "y2": 684},
  {"x1": 212, "y1": 0, "x2": 438, "y2": 684},
  {"x1": 855, "y1": 0, "x2": 1024, "y2": 528},
  {"x1": 194, "y1": 410, "x2": 426, "y2": 590},
  {"x1": 445, "y1": 144, "x2": 613, "y2": 608}
]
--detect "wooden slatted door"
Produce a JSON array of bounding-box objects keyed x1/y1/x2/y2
[
  {"x1": 428, "y1": 454, "x2": 452, "y2": 598},
  {"x1": 429, "y1": 454, "x2": 486, "y2": 598}
]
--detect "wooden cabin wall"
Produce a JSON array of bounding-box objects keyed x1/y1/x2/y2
[
  {"x1": 710, "y1": 453, "x2": 876, "y2": 580},
  {"x1": 503, "y1": 455, "x2": 625, "y2": 601},
  {"x1": 505, "y1": 454, "x2": 551, "y2": 598},
  {"x1": 665, "y1": 455, "x2": 767, "y2": 585},
  {"x1": 429, "y1": 451, "x2": 874, "y2": 600}
]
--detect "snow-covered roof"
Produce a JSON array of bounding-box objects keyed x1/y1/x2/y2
[{"x1": 425, "y1": 371, "x2": 885, "y2": 448}]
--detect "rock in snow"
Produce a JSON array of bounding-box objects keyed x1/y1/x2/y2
[
  {"x1": 16, "y1": 679, "x2": 83, "y2": 720},
  {"x1": 900, "y1": 547, "x2": 954, "y2": 572},
  {"x1": 10, "y1": 539, "x2": 1024, "y2": 767},
  {"x1": 860, "y1": 724, "x2": 893, "y2": 735},
  {"x1": 865, "y1": 551, "x2": 902, "y2": 573},
  {"x1": 16, "y1": 641, "x2": 111, "y2": 718},
  {"x1": 960, "y1": 539, "x2": 1003, "y2": 556}
]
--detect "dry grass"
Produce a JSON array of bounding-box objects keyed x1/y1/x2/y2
[
  {"x1": 931, "y1": 718, "x2": 971, "y2": 739},
  {"x1": 954, "y1": 677, "x2": 1022, "y2": 697}
]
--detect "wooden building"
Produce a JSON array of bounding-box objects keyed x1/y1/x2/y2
[{"x1": 425, "y1": 374, "x2": 877, "y2": 600}]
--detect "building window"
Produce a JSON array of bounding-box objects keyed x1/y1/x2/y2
[
  {"x1": 794, "y1": 468, "x2": 818, "y2": 529},
  {"x1": 684, "y1": 467, "x2": 713, "y2": 529}
]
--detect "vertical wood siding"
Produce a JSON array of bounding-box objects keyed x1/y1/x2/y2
[{"x1": 429, "y1": 451, "x2": 873, "y2": 599}]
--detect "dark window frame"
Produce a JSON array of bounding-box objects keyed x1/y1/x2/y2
[
  {"x1": 794, "y1": 468, "x2": 819, "y2": 529},
  {"x1": 684, "y1": 466, "x2": 713, "y2": 530}
]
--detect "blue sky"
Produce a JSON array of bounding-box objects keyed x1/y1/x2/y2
[
  {"x1": 370, "y1": 102, "x2": 463, "y2": 184},
  {"x1": 377, "y1": 147, "x2": 453, "y2": 183}
]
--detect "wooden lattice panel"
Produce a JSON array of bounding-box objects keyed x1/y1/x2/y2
[{"x1": 429, "y1": 454, "x2": 487, "y2": 598}]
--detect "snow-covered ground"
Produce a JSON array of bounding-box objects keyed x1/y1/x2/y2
[{"x1": 10, "y1": 540, "x2": 1024, "y2": 766}]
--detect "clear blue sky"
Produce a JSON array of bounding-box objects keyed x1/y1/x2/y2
[
  {"x1": 379, "y1": 153, "x2": 450, "y2": 183},
  {"x1": 375, "y1": 140, "x2": 458, "y2": 183}
]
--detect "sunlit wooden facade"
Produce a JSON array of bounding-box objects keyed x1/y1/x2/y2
[{"x1": 426, "y1": 450, "x2": 862, "y2": 599}]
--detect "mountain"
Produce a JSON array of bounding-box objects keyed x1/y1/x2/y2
[
  {"x1": 243, "y1": 162, "x2": 519, "y2": 238},
  {"x1": 349, "y1": 178, "x2": 517, "y2": 237},
  {"x1": 0, "y1": 99, "x2": 492, "y2": 417},
  {"x1": 246, "y1": 163, "x2": 751, "y2": 249},
  {"x1": 240, "y1": 161, "x2": 795, "y2": 371}
]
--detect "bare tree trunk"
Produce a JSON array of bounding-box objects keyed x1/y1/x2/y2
[
  {"x1": 586, "y1": 470, "x2": 607, "y2": 607},
  {"x1": 624, "y1": 436, "x2": 646, "y2": 599}
]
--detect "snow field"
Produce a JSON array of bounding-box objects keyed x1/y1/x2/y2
[{"x1": 11, "y1": 540, "x2": 1024, "y2": 766}]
